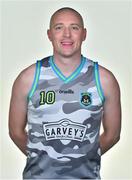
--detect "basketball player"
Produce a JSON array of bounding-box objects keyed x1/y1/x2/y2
[{"x1": 9, "y1": 7, "x2": 121, "y2": 179}]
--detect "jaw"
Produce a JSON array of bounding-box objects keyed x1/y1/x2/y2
[{"x1": 52, "y1": 39, "x2": 83, "y2": 58}]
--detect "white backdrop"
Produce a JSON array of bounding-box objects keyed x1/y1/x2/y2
[{"x1": 1, "y1": 0, "x2": 132, "y2": 179}]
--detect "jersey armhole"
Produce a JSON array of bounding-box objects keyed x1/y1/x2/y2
[
  {"x1": 94, "y1": 62, "x2": 105, "y2": 104},
  {"x1": 27, "y1": 60, "x2": 42, "y2": 101}
]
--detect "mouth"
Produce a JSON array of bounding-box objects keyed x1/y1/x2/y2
[{"x1": 61, "y1": 41, "x2": 74, "y2": 47}]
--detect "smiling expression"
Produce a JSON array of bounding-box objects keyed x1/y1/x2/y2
[{"x1": 47, "y1": 10, "x2": 87, "y2": 58}]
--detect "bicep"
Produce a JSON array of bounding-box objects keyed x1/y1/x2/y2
[
  {"x1": 9, "y1": 64, "x2": 35, "y2": 133},
  {"x1": 101, "y1": 69, "x2": 121, "y2": 138},
  {"x1": 103, "y1": 92, "x2": 121, "y2": 138},
  {"x1": 9, "y1": 78, "x2": 28, "y2": 134}
]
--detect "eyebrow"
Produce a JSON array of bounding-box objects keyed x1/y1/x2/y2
[
  {"x1": 53, "y1": 23, "x2": 63, "y2": 28},
  {"x1": 53, "y1": 23, "x2": 82, "y2": 28}
]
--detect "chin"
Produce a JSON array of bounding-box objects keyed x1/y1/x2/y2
[
  {"x1": 61, "y1": 54, "x2": 74, "y2": 58},
  {"x1": 59, "y1": 51, "x2": 77, "y2": 58}
]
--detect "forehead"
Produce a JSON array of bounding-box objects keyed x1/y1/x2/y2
[{"x1": 51, "y1": 10, "x2": 83, "y2": 27}]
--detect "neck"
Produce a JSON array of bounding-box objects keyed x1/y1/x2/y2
[{"x1": 53, "y1": 54, "x2": 82, "y2": 77}]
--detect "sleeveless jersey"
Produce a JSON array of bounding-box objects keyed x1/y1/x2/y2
[{"x1": 23, "y1": 55, "x2": 105, "y2": 179}]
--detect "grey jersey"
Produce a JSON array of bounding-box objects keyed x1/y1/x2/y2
[{"x1": 23, "y1": 55, "x2": 105, "y2": 179}]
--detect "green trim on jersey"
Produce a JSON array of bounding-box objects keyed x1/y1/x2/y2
[
  {"x1": 28, "y1": 61, "x2": 41, "y2": 100},
  {"x1": 94, "y1": 62, "x2": 105, "y2": 103},
  {"x1": 49, "y1": 56, "x2": 86, "y2": 84}
]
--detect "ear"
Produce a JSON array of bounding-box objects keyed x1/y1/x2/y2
[
  {"x1": 82, "y1": 28, "x2": 87, "y2": 41},
  {"x1": 47, "y1": 29, "x2": 52, "y2": 41}
]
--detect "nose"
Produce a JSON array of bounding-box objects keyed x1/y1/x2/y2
[{"x1": 63, "y1": 27, "x2": 71, "y2": 37}]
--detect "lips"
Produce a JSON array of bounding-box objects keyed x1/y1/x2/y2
[
  {"x1": 61, "y1": 42, "x2": 73, "y2": 45},
  {"x1": 61, "y1": 41, "x2": 73, "y2": 47}
]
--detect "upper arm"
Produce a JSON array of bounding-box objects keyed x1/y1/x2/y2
[
  {"x1": 100, "y1": 66, "x2": 121, "y2": 139},
  {"x1": 9, "y1": 64, "x2": 35, "y2": 134}
]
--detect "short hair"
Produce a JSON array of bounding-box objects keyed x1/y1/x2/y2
[{"x1": 49, "y1": 7, "x2": 84, "y2": 28}]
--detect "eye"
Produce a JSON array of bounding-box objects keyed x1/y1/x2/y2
[
  {"x1": 71, "y1": 25, "x2": 80, "y2": 31},
  {"x1": 54, "y1": 25, "x2": 63, "y2": 30}
]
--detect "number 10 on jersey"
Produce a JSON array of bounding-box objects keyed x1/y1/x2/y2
[{"x1": 39, "y1": 91, "x2": 55, "y2": 105}]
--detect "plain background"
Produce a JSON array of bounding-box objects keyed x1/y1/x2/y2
[{"x1": 1, "y1": 0, "x2": 132, "y2": 179}]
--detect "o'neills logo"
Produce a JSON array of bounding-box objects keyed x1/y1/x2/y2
[
  {"x1": 59, "y1": 89, "x2": 74, "y2": 94},
  {"x1": 43, "y1": 119, "x2": 87, "y2": 142}
]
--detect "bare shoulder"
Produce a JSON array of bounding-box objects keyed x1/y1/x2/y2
[
  {"x1": 12, "y1": 63, "x2": 36, "y2": 98},
  {"x1": 99, "y1": 65, "x2": 120, "y2": 98}
]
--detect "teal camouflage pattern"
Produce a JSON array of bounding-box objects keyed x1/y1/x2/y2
[{"x1": 23, "y1": 56, "x2": 104, "y2": 179}]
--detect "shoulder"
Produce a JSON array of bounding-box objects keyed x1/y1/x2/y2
[
  {"x1": 98, "y1": 65, "x2": 120, "y2": 99},
  {"x1": 12, "y1": 63, "x2": 36, "y2": 98}
]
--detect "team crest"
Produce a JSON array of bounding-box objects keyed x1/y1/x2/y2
[{"x1": 80, "y1": 92, "x2": 92, "y2": 107}]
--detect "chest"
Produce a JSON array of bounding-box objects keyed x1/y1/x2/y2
[{"x1": 30, "y1": 66, "x2": 102, "y2": 109}]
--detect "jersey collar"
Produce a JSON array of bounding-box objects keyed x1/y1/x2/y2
[{"x1": 49, "y1": 55, "x2": 86, "y2": 83}]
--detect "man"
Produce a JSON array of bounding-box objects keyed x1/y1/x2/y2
[{"x1": 9, "y1": 7, "x2": 121, "y2": 179}]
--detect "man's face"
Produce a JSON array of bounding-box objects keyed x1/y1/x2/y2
[{"x1": 47, "y1": 11, "x2": 87, "y2": 58}]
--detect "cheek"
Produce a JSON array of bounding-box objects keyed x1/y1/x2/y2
[
  {"x1": 75, "y1": 37, "x2": 84, "y2": 44},
  {"x1": 74, "y1": 33, "x2": 85, "y2": 41},
  {"x1": 52, "y1": 38, "x2": 60, "y2": 47},
  {"x1": 52, "y1": 34, "x2": 62, "y2": 42},
  {"x1": 48, "y1": 30, "x2": 60, "y2": 41}
]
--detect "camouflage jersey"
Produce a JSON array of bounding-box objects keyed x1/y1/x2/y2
[{"x1": 23, "y1": 55, "x2": 105, "y2": 179}]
